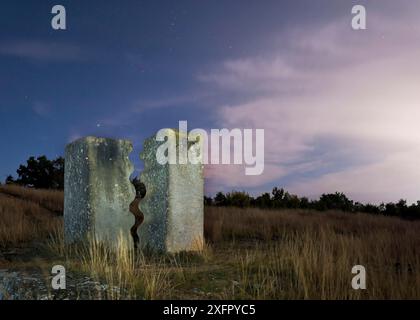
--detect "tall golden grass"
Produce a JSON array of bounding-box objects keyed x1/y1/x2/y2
[
  {"x1": 46, "y1": 207, "x2": 420, "y2": 299},
  {"x1": 47, "y1": 231, "x2": 176, "y2": 300},
  {"x1": 1, "y1": 185, "x2": 419, "y2": 299},
  {"x1": 0, "y1": 185, "x2": 63, "y2": 213},
  {"x1": 0, "y1": 193, "x2": 62, "y2": 248},
  {"x1": 206, "y1": 207, "x2": 420, "y2": 299}
]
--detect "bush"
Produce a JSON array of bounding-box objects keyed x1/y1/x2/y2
[
  {"x1": 205, "y1": 188, "x2": 420, "y2": 220},
  {"x1": 13, "y1": 156, "x2": 64, "y2": 189}
]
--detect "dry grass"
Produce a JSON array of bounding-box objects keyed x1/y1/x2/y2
[
  {"x1": 47, "y1": 232, "x2": 178, "y2": 300},
  {"x1": 206, "y1": 207, "x2": 420, "y2": 299},
  {"x1": 80, "y1": 235, "x2": 166, "y2": 300},
  {"x1": 45, "y1": 207, "x2": 420, "y2": 300},
  {"x1": 0, "y1": 185, "x2": 63, "y2": 214},
  {"x1": 1, "y1": 186, "x2": 419, "y2": 299},
  {"x1": 0, "y1": 193, "x2": 62, "y2": 248}
]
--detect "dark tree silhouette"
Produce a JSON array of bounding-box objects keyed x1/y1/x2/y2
[
  {"x1": 5, "y1": 175, "x2": 15, "y2": 185},
  {"x1": 316, "y1": 192, "x2": 354, "y2": 211},
  {"x1": 214, "y1": 192, "x2": 228, "y2": 206},
  {"x1": 204, "y1": 196, "x2": 213, "y2": 206},
  {"x1": 205, "y1": 187, "x2": 420, "y2": 220},
  {"x1": 16, "y1": 156, "x2": 64, "y2": 189}
]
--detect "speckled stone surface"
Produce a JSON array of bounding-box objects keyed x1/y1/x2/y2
[
  {"x1": 64, "y1": 137, "x2": 136, "y2": 246},
  {"x1": 139, "y1": 129, "x2": 204, "y2": 253}
]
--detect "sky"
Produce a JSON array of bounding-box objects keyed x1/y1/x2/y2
[{"x1": 1, "y1": 0, "x2": 420, "y2": 204}]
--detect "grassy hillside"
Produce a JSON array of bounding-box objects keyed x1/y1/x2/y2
[
  {"x1": 0, "y1": 185, "x2": 63, "y2": 213},
  {"x1": 0, "y1": 186, "x2": 62, "y2": 248},
  {"x1": 0, "y1": 185, "x2": 419, "y2": 299}
]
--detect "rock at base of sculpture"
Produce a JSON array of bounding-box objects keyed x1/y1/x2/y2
[
  {"x1": 64, "y1": 136, "x2": 136, "y2": 246},
  {"x1": 139, "y1": 129, "x2": 204, "y2": 253}
]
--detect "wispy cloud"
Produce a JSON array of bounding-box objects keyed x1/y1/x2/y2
[
  {"x1": 200, "y1": 10, "x2": 420, "y2": 203},
  {"x1": 0, "y1": 40, "x2": 83, "y2": 62},
  {"x1": 97, "y1": 92, "x2": 214, "y2": 129},
  {"x1": 130, "y1": 93, "x2": 211, "y2": 113},
  {"x1": 32, "y1": 101, "x2": 52, "y2": 118}
]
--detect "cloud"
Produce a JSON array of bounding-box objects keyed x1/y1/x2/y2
[
  {"x1": 130, "y1": 93, "x2": 211, "y2": 113},
  {"x1": 32, "y1": 102, "x2": 52, "y2": 118},
  {"x1": 288, "y1": 150, "x2": 420, "y2": 205},
  {"x1": 199, "y1": 11, "x2": 420, "y2": 203},
  {"x1": 97, "y1": 92, "x2": 214, "y2": 129},
  {"x1": 0, "y1": 40, "x2": 83, "y2": 62}
]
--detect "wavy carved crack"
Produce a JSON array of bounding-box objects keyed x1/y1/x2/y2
[{"x1": 129, "y1": 180, "x2": 146, "y2": 249}]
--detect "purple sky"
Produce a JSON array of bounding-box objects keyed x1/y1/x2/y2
[
  {"x1": 205, "y1": 4, "x2": 420, "y2": 204},
  {"x1": 1, "y1": 1, "x2": 420, "y2": 204}
]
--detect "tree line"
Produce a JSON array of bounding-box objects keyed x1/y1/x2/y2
[
  {"x1": 4, "y1": 156, "x2": 64, "y2": 189},
  {"x1": 205, "y1": 188, "x2": 420, "y2": 220},
  {"x1": 4, "y1": 155, "x2": 420, "y2": 220}
]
